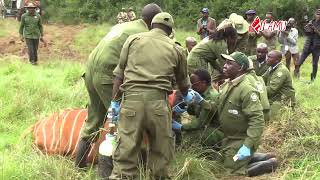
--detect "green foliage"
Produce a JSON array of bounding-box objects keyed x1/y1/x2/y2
[{"x1": 43, "y1": 0, "x2": 320, "y2": 29}]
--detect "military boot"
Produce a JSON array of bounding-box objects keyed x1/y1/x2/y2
[
  {"x1": 249, "y1": 152, "x2": 276, "y2": 164},
  {"x1": 98, "y1": 154, "x2": 113, "y2": 180},
  {"x1": 311, "y1": 73, "x2": 316, "y2": 82},
  {"x1": 75, "y1": 138, "x2": 91, "y2": 169},
  {"x1": 247, "y1": 158, "x2": 278, "y2": 177}
]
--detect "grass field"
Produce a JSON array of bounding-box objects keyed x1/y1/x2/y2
[{"x1": 0, "y1": 19, "x2": 320, "y2": 179}]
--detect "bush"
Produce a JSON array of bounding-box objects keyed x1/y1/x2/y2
[{"x1": 43, "y1": 0, "x2": 320, "y2": 30}]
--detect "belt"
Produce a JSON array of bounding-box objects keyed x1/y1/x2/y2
[{"x1": 122, "y1": 89, "x2": 168, "y2": 101}]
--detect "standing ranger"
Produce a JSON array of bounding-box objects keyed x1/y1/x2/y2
[
  {"x1": 75, "y1": 4, "x2": 162, "y2": 169},
  {"x1": 110, "y1": 12, "x2": 194, "y2": 179},
  {"x1": 19, "y1": 2, "x2": 44, "y2": 65}
]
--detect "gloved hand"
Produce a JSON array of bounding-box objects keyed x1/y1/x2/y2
[
  {"x1": 173, "y1": 102, "x2": 187, "y2": 114},
  {"x1": 183, "y1": 89, "x2": 195, "y2": 104},
  {"x1": 110, "y1": 101, "x2": 120, "y2": 115},
  {"x1": 172, "y1": 120, "x2": 182, "y2": 131},
  {"x1": 234, "y1": 145, "x2": 251, "y2": 161},
  {"x1": 192, "y1": 90, "x2": 204, "y2": 103}
]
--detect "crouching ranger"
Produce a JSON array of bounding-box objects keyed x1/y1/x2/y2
[
  {"x1": 246, "y1": 58, "x2": 271, "y2": 122},
  {"x1": 172, "y1": 69, "x2": 224, "y2": 148},
  {"x1": 263, "y1": 50, "x2": 296, "y2": 107},
  {"x1": 218, "y1": 52, "x2": 277, "y2": 176}
]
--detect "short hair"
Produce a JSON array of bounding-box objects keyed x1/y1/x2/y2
[
  {"x1": 257, "y1": 43, "x2": 268, "y2": 49},
  {"x1": 193, "y1": 69, "x2": 211, "y2": 85},
  {"x1": 185, "y1": 36, "x2": 197, "y2": 42}
]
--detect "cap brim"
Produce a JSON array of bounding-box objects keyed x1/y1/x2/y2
[
  {"x1": 236, "y1": 21, "x2": 249, "y2": 34},
  {"x1": 221, "y1": 54, "x2": 235, "y2": 61}
]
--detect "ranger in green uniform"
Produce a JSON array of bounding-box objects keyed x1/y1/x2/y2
[
  {"x1": 263, "y1": 50, "x2": 296, "y2": 106},
  {"x1": 187, "y1": 19, "x2": 237, "y2": 82},
  {"x1": 74, "y1": 4, "x2": 162, "y2": 169},
  {"x1": 246, "y1": 58, "x2": 271, "y2": 122},
  {"x1": 248, "y1": 43, "x2": 270, "y2": 76},
  {"x1": 219, "y1": 52, "x2": 265, "y2": 175},
  {"x1": 19, "y1": 3, "x2": 43, "y2": 65},
  {"x1": 229, "y1": 13, "x2": 250, "y2": 53},
  {"x1": 110, "y1": 12, "x2": 193, "y2": 179},
  {"x1": 172, "y1": 69, "x2": 224, "y2": 148}
]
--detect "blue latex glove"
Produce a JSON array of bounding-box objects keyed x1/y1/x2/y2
[
  {"x1": 235, "y1": 145, "x2": 251, "y2": 161},
  {"x1": 112, "y1": 114, "x2": 119, "y2": 123},
  {"x1": 172, "y1": 120, "x2": 182, "y2": 131},
  {"x1": 192, "y1": 90, "x2": 204, "y2": 103},
  {"x1": 173, "y1": 102, "x2": 187, "y2": 114},
  {"x1": 110, "y1": 101, "x2": 120, "y2": 115},
  {"x1": 183, "y1": 89, "x2": 195, "y2": 104}
]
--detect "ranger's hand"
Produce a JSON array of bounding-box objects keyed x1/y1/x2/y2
[
  {"x1": 172, "y1": 120, "x2": 182, "y2": 131},
  {"x1": 110, "y1": 101, "x2": 121, "y2": 116},
  {"x1": 192, "y1": 90, "x2": 204, "y2": 103},
  {"x1": 173, "y1": 102, "x2": 187, "y2": 114},
  {"x1": 233, "y1": 145, "x2": 251, "y2": 161},
  {"x1": 183, "y1": 89, "x2": 195, "y2": 104}
]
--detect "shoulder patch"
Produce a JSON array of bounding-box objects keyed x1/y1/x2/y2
[
  {"x1": 250, "y1": 93, "x2": 258, "y2": 102},
  {"x1": 255, "y1": 82, "x2": 264, "y2": 93}
]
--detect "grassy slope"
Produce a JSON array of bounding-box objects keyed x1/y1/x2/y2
[{"x1": 0, "y1": 19, "x2": 319, "y2": 179}]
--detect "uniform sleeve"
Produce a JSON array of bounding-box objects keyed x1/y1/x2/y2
[
  {"x1": 187, "y1": 55, "x2": 198, "y2": 75},
  {"x1": 174, "y1": 46, "x2": 190, "y2": 89},
  {"x1": 184, "y1": 92, "x2": 218, "y2": 131},
  {"x1": 266, "y1": 71, "x2": 287, "y2": 98},
  {"x1": 197, "y1": 19, "x2": 202, "y2": 34},
  {"x1": 242, "y1": 90, "x2": 264, "y2": 149},
  {"x1": 236, "y1": 33, "x2": 249, "y2": 52},
  {"x1": 38, "y1": 15, "x2": 43, "y2": 36},
  {"x1": 113, "y1": 36, "x2": 135, "y2": 79},
  {"x1": 19, "y1": 15, "x2": 25, "y2": 36}
]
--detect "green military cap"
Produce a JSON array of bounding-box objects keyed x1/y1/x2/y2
[
  {"x1": 221, "y1": 51, "x2": 249, "y2": 70},
  {"x1": 229, "y1": 13, "x2": 249, "y2": 34},
  {"x1": 151, "y1": 12, "x2": 174, "y2": 28}
]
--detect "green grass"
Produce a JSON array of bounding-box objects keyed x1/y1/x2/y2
[
  {"x1": 0, "y1": 18, "x2": 19, "y2": 37},
  {"x1": 1, "y1": 20, "x2": 320, "y2": 179}
]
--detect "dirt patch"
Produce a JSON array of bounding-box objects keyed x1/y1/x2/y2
[{"x1": 0, "y1": 20, "x2": 86, "y2": 62}]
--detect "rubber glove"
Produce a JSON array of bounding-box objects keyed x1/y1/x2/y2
[
  {"x1": 110, "y1": 101, "x2": 120, "y2": 115},
  {"x1": 172, "y1": 120, "x2": 182, "y2": 131},
  {"x1": 192, "y1": 90, "x2": 204, "y2": 103},
  {"x1": 173, "y1": 102, "x2": 187, "y2": 114},
  {"x1": 183, "y1": 89, "x2": 195, "y2": 104},
  {"x1": 234, "y1": 145, "x2": 251, "y2": 161}
]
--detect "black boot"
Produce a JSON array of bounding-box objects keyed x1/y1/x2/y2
[
  {"x1": 249, "y1": 152, "x2": 276, "y2": 164},
  {"x1": 311, "y1": 73, "x2": 315, "y2": 82},
  {"x1": 75, "y1": 139, "x2": 91, "y2": 169},
  {"x1": 247, "y1": 158, "x2": 278, "y2": 177},
  {"x1": 98, "y1": 155, "x2": 113, "y2": 180}
]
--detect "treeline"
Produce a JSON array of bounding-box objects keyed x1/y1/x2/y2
[{"x1": 41, "y1": 0, "x2": 319, "y2": 29}]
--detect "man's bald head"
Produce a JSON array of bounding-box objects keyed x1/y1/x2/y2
[
  {"x1": 266, "y1": 50, "x2": 282, "y2": 66},
  {"x1": 141, "y1": 3, "x2": 162, "y2": 29},
  {"x1": 185, "y1": 37, "x2": 197, "y2": 52}
]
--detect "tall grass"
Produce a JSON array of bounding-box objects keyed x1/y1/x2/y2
[{"x1": 1, "y1": 20, "x2": 320, "y2": 179}]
